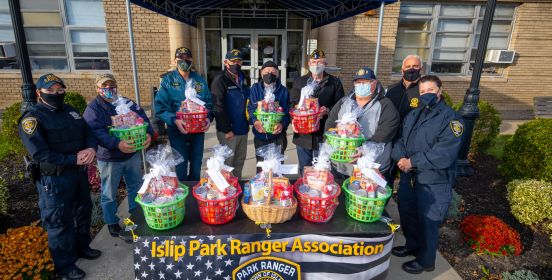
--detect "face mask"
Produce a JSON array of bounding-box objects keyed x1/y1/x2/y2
[
  {"x1": 177, "y1": 60, "x2": 192, "y2": 72},
  {"x1": 420, "y1": 93, "x2": 438, "y2": 107},
  {"x1": 355, "y1": 83, "x2": 372, "y2": 97},
  {"x1": 40, "y1": 92, "x2": 66, "y2": 109},
  {"x1": 99, "y1": 88, "x2": 117, "y2": 100},
  {"x1": 262, "y1": 73, "x2": 277, "y2": 84},
  {"x1": 228, "y1": 64, "x2": 241, "y2": 74},
  {"x1": 403, "y1": 68, "x2": 421, "y2": 82},
  {"x1": 309, "y1": 64, "x2": 325, "y2": 75}
]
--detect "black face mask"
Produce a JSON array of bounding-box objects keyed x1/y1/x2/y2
[
  {"x1": 262, "y1": 73, "x2": 277, "y2": 84},
  {"x1": 40, "y1": 93, "x2": 66, "y2": 109},
  {"x1": 403, "y1": 68, "x2": 421, "y2": 82},
  {"x1": 228, "y1": 64, "x2": 241, "y2": 74}
]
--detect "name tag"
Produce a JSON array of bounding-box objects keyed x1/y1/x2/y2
[{"x1": 228, "y1": 86, "x2": 238, "y2": 90}]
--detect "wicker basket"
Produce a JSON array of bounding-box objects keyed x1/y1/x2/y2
[
  {"x1": 290, "y1": 110, "x2": 321, "y2": 134},
  {"x1": 241, "y1": 170, "x2": 297, "y2": 224},
  {"x1": 176, "y1": 111, "x2": 209, "y2": 133}
]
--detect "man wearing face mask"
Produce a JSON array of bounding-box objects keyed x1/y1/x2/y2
[
  {"x1": 391, "y1": 75, "x2": 463, "y2": 274},
  {"x1": 325, "y1": 67, "x2": 400, "y2": 179},
  {"x1": 83, "y1": 73, "x2": 153, "y2": 240},
  {"x1": 210, "y1": 49, "x2": 250, "y2": 179},
  {"x1": 155, "y1": 47, "x2": 213, "y2": 181},
  {"x1": 18, "y1": 74, "x2": 100, "y2": 280},
  {"x1": 384, "y1": 54, "x2": 423, "y2": 187},
  {"x1": 290, "y1": 49, "x2": 345, "y2": 174},
  {"x1": 246, "y1": 61, "x2": 290, "y2": 163}
]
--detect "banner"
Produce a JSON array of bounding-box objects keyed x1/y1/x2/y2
[{"x1": 133, "y1": 233, "x2": 393, "y2": 280}]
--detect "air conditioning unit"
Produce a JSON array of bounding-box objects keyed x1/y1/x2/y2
[
  {"x1": 0, "y1": 43, "x2": 16, "y2": 58},
  {"x1": 485, "y1": 50, "x2": 516, "y2": 64}
]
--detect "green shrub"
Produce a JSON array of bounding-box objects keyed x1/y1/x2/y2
[
  {"x1": 0, "y1": 177, "x2": 8, "y2": 215},
  {"x1": 90, "y1": 192, "x2": 104, "y2": 227},
  {"x1": 441, "y1": 91, "x2": 454, "y2": 107},
  {"x1": 500, "y1": 119, "x2": 552, "y2": 182},
  {"x1": 65, "y1": 91, "x2": 87, "y2": 114},
  {"x1": 501, "y1": 269, "x2": 540, "y2": 280},
  {"x1": 547, "y1": 222, "x2": 552, "y2": 244},
  {"x1": 507, "y1": 179, "x2": 552, "y2": 226},
  {"x1": 1, "y1": 102, "x2": 25, "y2": 159},
  {"x1": 447, "y1": 189, "x2": 464, "y2": 221},
  {"x1": 453, "y1": 100, "x2": 501, "y2": 155}
]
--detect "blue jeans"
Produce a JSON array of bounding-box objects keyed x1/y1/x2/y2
[
  {"x1": 97, "y1": 153, "x2": 143, "y2": 225},
  {"x1": 167, "y1": 128, "x2": 205, "y2": 181},
  {"x1": 296, "y1": 146, "x2": 319, "y2": 175}
]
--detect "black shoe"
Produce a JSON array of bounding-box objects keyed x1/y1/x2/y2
[
  {"x1": 78, "y1": 247, "x2": 102, "y2": 260},
  {"x1": 401, "y1": 260, "x2": 435, "y2": 274},
  {"x1": 391, "y1": 246, "x2": 418, "y2": 257},
  {"x1": 108, "y1": 224, "x2": 122, "y2": 237},
  {"x1": 119, "y1": 231, "x2": 134, "y2": 244},
  {"x1": 59, "y1": 267, "x2": 86, "y2": 280}
]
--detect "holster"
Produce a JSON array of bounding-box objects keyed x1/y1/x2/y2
[{"x1": 23, "y1": 155, "x2": 41, "y2": 182}]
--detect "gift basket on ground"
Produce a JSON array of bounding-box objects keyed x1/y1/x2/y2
[
  {"x1": 192, "y1": 145, "x2": 242, "y2": 225},
  {"x1": 176, "y1": 80, "x2": 209, "y2": 133},
  {"x1": 342, "y1": 142, "x2": 392, "y2": 222},
  {"x1": 294, "y1": 143, "x2": 341, "y2": 223},
  {"x1": 325, "y1": 99, "x2": 366, "y2": 162},
  {"x1": 242, "y1": 144, "x2": 297, "y2": 224},
  {"x1": 109, "y1": 97, "x2": 148, "y2": 151},
  {"x1": 253, "y1": 86, "x2": 285, "y2": 134},
  {"x1": 290, "y1": 81, "x2": 320, "y2": 134},
  {"x1": 135, "y1": 144, "x2": 189, "y2": 230}
]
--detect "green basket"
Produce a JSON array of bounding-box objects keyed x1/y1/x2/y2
[
  {"x1": 135, "y1": 183, "x2": 189, "y2": 230},
  {"x1": 109, "y1": 123, "x2": 148, "y2": 151},
  {"x1": 341, "y1": 179, "x2": 391, "y2": 223},
  {"x1": 325, "y1": 132, "x2": 365, "y2": 163},
  {"x1": 254, "y1": 111, "x2": 285, "y2": 134}
]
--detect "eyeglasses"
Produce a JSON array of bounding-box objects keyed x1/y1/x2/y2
[{"x1": 41, "y1": 88, "x2": 66, "y2": 94}]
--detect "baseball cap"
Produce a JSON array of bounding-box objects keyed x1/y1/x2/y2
[
  {"x1": 36, "y1": 73, "x2": 66, "y2": 89},
  {"x1": 261, "y1": 60, "x2": 278, "y2": 71},
  {"x1": 95, "y1": 73, "x2": 117, "y2": 87},
  {"x1": 225, "y1": 49, "x2": 243, "y2": 60},
  {"x1": 175, "y1": 47, "x2": 192, "y2": 59},
  {"x1": 310, "y1": 49, "x2": 326, "y2": 59},
  {"x1": 353, "y1": 67, "x2": 377, "y2": 81}
]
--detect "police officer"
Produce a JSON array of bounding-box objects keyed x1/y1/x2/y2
[
  {"x1": 391, "y1": 75, "x2": 464, "y2": 274},
  {"x1": 155, "y1": 47, "x2": 213, "y2": 181},
  {"x1": 19, "y1": 74, "x2": 101, "y2": 280}
]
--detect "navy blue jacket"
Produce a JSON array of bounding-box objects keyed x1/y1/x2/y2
[
  {"x1": 19, "y1": 103, "x2": 97, "y2": 166},
  {"x1": 210, "y1": 70, "x2": 250, "y2": 135},
  {"x1": 247, "y1": 81, "x2": 290, "y2": 141},
  {"x1": 83, "y1": 96, "x2": 153, "y2": 162},
  {"x1": 392, "y1": 100, "x2": 464, "y2": 185}
]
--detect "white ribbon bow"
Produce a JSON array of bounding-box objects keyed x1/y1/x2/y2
[{"x1": 185, "y1": 80, "x2": 206, "y2": 106}]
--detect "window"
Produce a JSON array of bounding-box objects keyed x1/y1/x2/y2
[
  {"x1": 1, "y1": 0, "x2": 109, "y2": 72},
  {"x1": 393, "y1": 3, "x2": 516, "y2": 76},
  {"x1": 0, "y1": 0, "x2": 19, "y2": 70}
]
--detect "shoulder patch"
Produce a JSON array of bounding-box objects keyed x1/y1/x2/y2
[
  {"x1": 410, "y1": 97, "x2": 419, "y2": 108},
  {"x1": 69, "y1": 111, "x2": 82, "y2": 120},
  {"x1": 450, "y1": 120, "x2": 463, "y2": 137},
  {"x1": 194, "y1": 81, "x2": 204, "y2": 92},
  {"x1": 22, "y1": 117, "x2": 37, "y2": 135}
]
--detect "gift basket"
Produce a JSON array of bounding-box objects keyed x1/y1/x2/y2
[
  {"x1": 325, "y1": 98, "x2": 366, "y2": 162},
  {"x1": 193, "y1": 145, "x2": 242, "y2": 225},
  {"x1": 290, "y1": 80, "x2": 320, "y2": 134},
  {"x1": 176, "y1": 80, "x2": 209, "y2": 133},
  {"x1": 242, "y1": 144, "x2": 297, "y2": 224},
  {"x1": 109, "y1": 97, "x2": 148, "y2": 151},
  {"x1": 342, "y1": 142, "x2": 391, "y2": 223},
  {"x1": 135, "y1": 144, "x2": 189, "y2": 230},
  {"x1": 294, "y1": 143, "x2": 341, "y2": 223},
  {"x1": 253, "y1": 86, "x2": 285, "y2": 134}
]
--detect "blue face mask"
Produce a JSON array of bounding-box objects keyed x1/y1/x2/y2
[
  {"x1": 99, "y1": 88, "x2": 117, "y2": 100},
  {"x1": 354, "y1": 83, "x2": 372, "y2": 97},
  {"x1": 420, "y1": 93, "x2": 438, "y2": 107}
]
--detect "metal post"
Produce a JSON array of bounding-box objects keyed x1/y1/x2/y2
[
  {"x1": 373, "y1": 1, "x2": 385, "y2": 75},
  {"x1": 8, "y1": 0, "x2": 36, "y2": 113},
  {"x1": 457, "y1": 0, "x2": 497, "y2": 176},
  {"x1": 125, "y1": 0, "x2": 148, "y2": 172}
]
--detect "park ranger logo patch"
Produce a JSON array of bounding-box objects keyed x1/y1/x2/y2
[
  {"x1": 22, "y1": 117, "x2": 37, "y2": 135},
  {"x1": 69, "y1": 111, "x2": 82, "y2": 120},
  {"x1": 410, "y1": 97, "x2": 419, "y2": 108},
  {"x1": 450, "y1": 120, "x2": 464, "y2": 137}
]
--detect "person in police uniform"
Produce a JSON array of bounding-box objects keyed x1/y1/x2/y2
[
  {"x1": 19, "y1": 74, "x2": 101, "y2": 280},
  {"x1": 391, "y1": 75, "x2": 464, "y2": 274}
]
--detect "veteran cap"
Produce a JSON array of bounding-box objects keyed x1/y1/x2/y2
[
  {"x1": 353, "y1": 67, "x2": 377, "y2": 81},
  {"x1": 225, "y1": 49, "x2": 243, "y2": 60},
  {"x1": 36, "y1": 73, "x2": 66, "y2": 89},
  {"x1": 175, "y1": 47, "x2": 192, "y2": 59},
  {"x1": 310, "y1": 49, "x2": 326, "y2": 59}
]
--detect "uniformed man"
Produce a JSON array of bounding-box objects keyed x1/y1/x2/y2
[
  {"x1": 210, "y1": 49, "x2": 250, "y2": 179},
  {"x1": 384, "y1": 54, "x2": 423, "y2": 187},
  {"x1": 19, "y1": 74, "x2": 101, "y2": 280},
  {"x1": 391, "y1": 75, "x2": 464, "y2": 274},
  {"x1": 155, "y1": 47, "x2": 213, "y2": 181}
]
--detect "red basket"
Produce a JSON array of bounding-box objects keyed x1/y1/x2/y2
[
  {"x1": 192, "y1": 178, "x2": 242, "y2": 225},
  {"x1": 176, "y1": 111, "x2": 209, "y2": 133},
  {"x1": 293, "y1": 178, "x2": 340, "y2": 223},
  {"x1": 290, "y1": 111, "x2": 321, "y2": 134}
]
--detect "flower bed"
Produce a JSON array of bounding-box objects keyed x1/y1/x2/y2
[{"x1": 460, "y1": 215, "x2": 523, "y2": 256}]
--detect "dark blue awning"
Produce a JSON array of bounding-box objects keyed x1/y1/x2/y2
[{"x1": 129, "y1": 0, "x2": 396, "y2": 28}]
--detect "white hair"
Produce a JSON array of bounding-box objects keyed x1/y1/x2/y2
[{"x1": 402, "y1": 55, "x2": 423, "y2": 68}]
